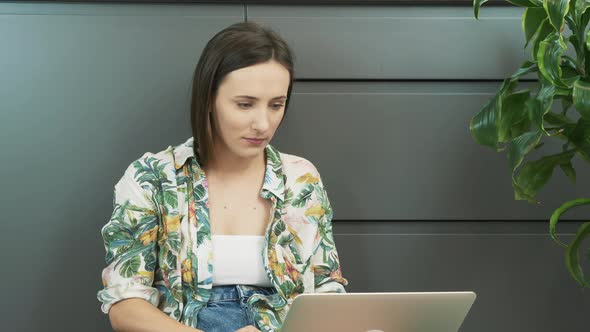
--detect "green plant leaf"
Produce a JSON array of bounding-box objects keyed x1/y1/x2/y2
[
  {"x1": 513, "y1": 60, "x2": 539, "y2": 77},
  {"x1": 561, "y1": 96, "x2": 574, "y2": 113},
  {"x1": 565, "y1": 220, "x2": 590, "y2": 287},
  {"x1": 524, "y1": 8, "x2": 548, "y2": 47},
  {"x1": 470, "y1": 61, "x2": 537, "y2": 149},
  {"x1": 516, "y1": 104, "x2": 536, "y2": 137},
  {"x1": 575, "y1": 0, "x2": 590, "y2": 23},
  {"x1": 514, "y1": 149, "x2": 576, "y2": 202},
  {"x1": 532, "y1": 19, "x2": 557, "y2": 61},
  {"x1": 563, "y1": 117, "x2": 590, "y2": 160},
  {"x1": 560, "y1": 55, "x2": 582, "y2": 85},
  {"x1": 499, "y1": 90, "x2": 532, "y2": 142},
  {"x1": 474, "y1": 0, "x2": 541, "y2": 19},
  {"x1": 470, "y1": 81, "x2": 513, "y2": 149},
  {"x1": 544, "y1": 111, "x2": 576, "y2": 125},
  {"x1": 538, "y1": 32, "x2": 569, "y2": 87},
  {"x1": 554, "y1": 86, "x2": 574, "y2": 96},
  {"x1": 568, "y1": 33, "x2": 580, "y2": 52},
  {"x1": 572, "y1": 78, "x2": 590, "y2": 118},
  {"x1": 544, "y1": 0, "x2": 571, "y2": 31},
  {"x1": 512, "y1": 176, "x2": 535, "y2": 202},
  {"x1": 565, "y1": 15, "x2": 577, "y2": 34},
  {"x1": 549, "y1": 197, "x2": 590, "y2": 247},
  {"x1": 508, "y1": 131, "x2": 544, "y2": 171},
  {"x1": 581, "y1": 5, "x2": 590, "y2": 31},
  {"x1": 559, "y1": 161, "x2": 577, "y2": 182},
  {"x1": 474, "y1": 0, "x2": 488, "y2": 20},
  {"x1": 584, "y1": 24, "x2": 590, "y2": 51},
  {"x1": 527, "y1": 79, "x2": 557, "y2": 134},
  {"x1": 509, "y1": 0, "x2": 543, "y2": 6}
]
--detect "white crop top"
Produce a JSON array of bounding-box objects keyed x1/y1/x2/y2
[{"x1": 211, "y1": 235, "x2": 273, "y2": 287}]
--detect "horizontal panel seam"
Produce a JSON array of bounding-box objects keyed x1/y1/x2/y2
[{"x1": 334, "y1": 233, "x2": 577, "y2": 236}]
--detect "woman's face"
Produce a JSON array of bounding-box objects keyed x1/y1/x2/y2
[{"x1": 211, "y1": 60, "x2": 290, "y2": 161}]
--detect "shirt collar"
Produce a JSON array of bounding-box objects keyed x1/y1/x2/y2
[
  {"x1": 172, "y1": 136, "x2": 285, "y2": 202},
  {"x1": 172, "y1": 136, "x2": 196, "y2": 170}
]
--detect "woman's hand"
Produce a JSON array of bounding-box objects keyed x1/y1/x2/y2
[{"x1": 234, "y1": 325, "x2": 261, "y2": 332}]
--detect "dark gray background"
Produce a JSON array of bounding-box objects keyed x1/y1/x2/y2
[{"x1": 1, "y1": 2, "x2": 588, "y2": 331}]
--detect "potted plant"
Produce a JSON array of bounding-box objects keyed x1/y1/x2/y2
[{"x1": 472, "y1": 0, "x2": 590, "y2": 287}]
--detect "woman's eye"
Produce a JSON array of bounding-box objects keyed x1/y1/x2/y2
[{"x1": 237, "y1": 103, "x2": 284, "y2": 110}]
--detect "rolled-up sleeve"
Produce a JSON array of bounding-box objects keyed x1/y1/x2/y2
[
  {"x1": 97, "y1": 156, "x2": 161, "y2": 314},
  {"x1": 310, "y1": 173, "x2": 349, "y2": 293}
]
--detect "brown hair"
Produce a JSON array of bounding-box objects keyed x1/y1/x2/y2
[{"x1": 190, "y1": 21, "x2": 296, "y2": 167}]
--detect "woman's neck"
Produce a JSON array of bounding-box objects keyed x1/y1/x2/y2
[{"x1": 202, "y1": 146, "x2": 267, "y2": 182}]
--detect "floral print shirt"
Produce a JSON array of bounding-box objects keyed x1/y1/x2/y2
[{"x1": 97, "y1": 136, "x2": 348, "y2": 331}]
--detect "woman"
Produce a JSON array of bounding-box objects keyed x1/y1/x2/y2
[{"x1": 97, "y1": 21, "x2": 348, "y2": 332}]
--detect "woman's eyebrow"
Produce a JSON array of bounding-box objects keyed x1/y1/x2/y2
[{"x1": 233, "y1": 95, "x2": 287, "y2": 100}]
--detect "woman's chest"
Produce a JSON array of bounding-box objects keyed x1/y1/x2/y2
[{"x1": 206, "y1": 182, "x2": 273, "y2": 237}]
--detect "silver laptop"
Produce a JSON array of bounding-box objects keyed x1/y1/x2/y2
[{"x1": 280, "y1": 291, "x2": 476, "y2": 332}]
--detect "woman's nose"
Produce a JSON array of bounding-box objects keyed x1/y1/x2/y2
[{"x1": 251, "y1": 110, "x2": 270, "y2": 132}]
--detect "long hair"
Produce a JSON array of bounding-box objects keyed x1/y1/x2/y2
[{"x1": 190, "y1": 21, "x2": 295, "y2": 167}]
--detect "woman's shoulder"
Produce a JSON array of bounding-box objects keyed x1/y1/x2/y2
[
  {"x1": 117, "y1": 142, "x2": 181, "y2": 188},
  {"x1": 125, "y1": 139, "x2": 188, "y2": 172},
  {"x1": 122, "y1": 151, "x2": 174, "y2": 177},
  {"x1": 275, "y1": 149, "x2": 323, "y2": 181}
]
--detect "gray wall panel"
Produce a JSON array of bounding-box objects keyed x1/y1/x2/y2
[
  {"x1": 274, "y1": 82, "x2": 590, "y2": 220},
  {"x1": 1, "y1": 2, "x2": 588, "y2": 332},
  {"x1": 247, "y1": 6, "x2": 539, "y2": 80},
  {"x1": 333, "y1": 222, "x2": 590, "y2": 332},
  {"x1": 0, "y1": 3, "x2": 242, "y2": 331}
]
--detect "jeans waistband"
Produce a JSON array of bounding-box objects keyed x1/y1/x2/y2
[{"x1": 208, "y1": 284, "x2": 277, "y2": 302}]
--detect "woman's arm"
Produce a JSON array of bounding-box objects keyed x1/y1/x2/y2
[
  {"x1": 309, "y1": 170, "x2": 349, "y2": 293},
  {"x1": 109, "y1": 298, "x2": 202, "y2": 332},
  {"x1": 97, "y1": 156, "x2": 196, "y2": 331}
]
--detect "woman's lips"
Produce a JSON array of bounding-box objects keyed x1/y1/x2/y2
[{"x1": 244, "y1": 138, "x2": 266, "y2": 145}]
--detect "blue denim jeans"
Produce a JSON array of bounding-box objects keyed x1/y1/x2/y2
[{"x1": 195, "y1": 284, "x2": 277, "y2": 332}]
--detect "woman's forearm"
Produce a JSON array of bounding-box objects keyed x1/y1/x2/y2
[{"x1": 108, "y1": 298, "x2": 203, "y2": 332}]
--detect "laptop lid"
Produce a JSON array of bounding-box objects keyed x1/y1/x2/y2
[{"x1": 280, "y1": 291, "x2": 476, "y2": 332}]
